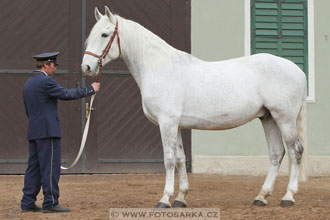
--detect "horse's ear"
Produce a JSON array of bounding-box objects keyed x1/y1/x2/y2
[
  {"x1": 105, "y1": 6, "x2": 116, "y2": 24},
  {"x1": 95, "y1": 7, "x2": 102, "y2": 21}
]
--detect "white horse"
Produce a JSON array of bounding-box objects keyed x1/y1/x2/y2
[{"x1": 82, "y1": 6, "x2": 308, "y2": 208}]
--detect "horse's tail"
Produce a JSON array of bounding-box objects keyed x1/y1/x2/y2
[{"x1": 297, "y1": 93, "x2": 308, "y2": 182}]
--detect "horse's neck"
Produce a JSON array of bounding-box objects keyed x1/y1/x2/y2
[{"x1": 118, "y1": 16, "x2": 181, "y2": 88}]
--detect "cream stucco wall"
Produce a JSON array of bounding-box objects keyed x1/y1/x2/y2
[{"x1": 191, "y1": 0, "x2": 330, "y2": 175}]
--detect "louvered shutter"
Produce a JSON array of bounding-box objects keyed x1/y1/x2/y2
[{"x1": 251, "y1": 0, "x2": 308, "y2": 81}]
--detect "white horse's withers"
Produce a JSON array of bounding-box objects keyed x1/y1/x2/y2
[{"x1": 82, "y1": 6, "x2": 308, "y2": 208}]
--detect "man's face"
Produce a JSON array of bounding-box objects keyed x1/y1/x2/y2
[{"x1": 44, "y1": 62, "x2": 57, "y2": 76}]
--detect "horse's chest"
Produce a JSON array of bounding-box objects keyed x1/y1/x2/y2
[{"x1": 140, "y1": 101, "x2": 158, "y2": 125}]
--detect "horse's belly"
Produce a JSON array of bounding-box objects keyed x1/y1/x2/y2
[
  {"x1": 179, "y1": 116, "x2": 248, "y2": 130},
  {"x1": 179, "y1": 107, "x2": 267, "y2": 130}
]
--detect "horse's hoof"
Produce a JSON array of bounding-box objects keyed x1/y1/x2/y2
[
  {"x1": 156, "y1": 202, "x2": 171, "y2": 209},
  {"x1": 172, "y1": 200, "x2": 187, "y2": 208},
  {"x1": 253, "y1": 200, "x2": 266, "y2": 206},
  {"x1": 280, "y1": 200, "x2": 294, "y2": 207}
]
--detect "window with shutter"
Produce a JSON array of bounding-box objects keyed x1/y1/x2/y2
[{"x1": 251, "y1": 0, "x2": 309, "y2": 88}]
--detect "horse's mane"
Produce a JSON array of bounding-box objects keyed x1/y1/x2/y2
[
  {"x1": 117, "y1": 15, "x2": 175, "y2": 53},
  {"x1": 116, "y1": 15, "x2": 197, "y2": 72}
]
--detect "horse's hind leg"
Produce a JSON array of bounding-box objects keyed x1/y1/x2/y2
[
  {"x1": 254, "y1": 115, "x2": 285, "y2": 206},
  {"x1": 156, "y1": 118, "x2": 179, "y2": 208},
  {"x1": 172, "y1": 129, "x2": 189, "y2": 207},
  {"x1": 276, "y1": 119, "x2": 303, "y2": 207}
]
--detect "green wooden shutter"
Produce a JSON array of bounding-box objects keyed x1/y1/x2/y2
[{"x1": 251, "y1": 0, "x2": 308, "y2": 80}]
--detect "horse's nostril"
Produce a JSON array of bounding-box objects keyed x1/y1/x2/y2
[{"x1": 87, "y1": 65, "x2": 91, "y2": 71}]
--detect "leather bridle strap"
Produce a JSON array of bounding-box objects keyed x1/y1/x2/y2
[
  {"x1": 101, "y1": 20, "x2": 121, "y2": 59},
  {"x1": 84, "y1": 51, "x2": 100, "y2": 59},
  {"x1": 84, "y1": 20, "x2": 121, "y2": 82}
]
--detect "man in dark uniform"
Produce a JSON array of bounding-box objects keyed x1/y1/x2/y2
[{"x1": 21, "y1": 52, "x2": 100, "y2": 213}]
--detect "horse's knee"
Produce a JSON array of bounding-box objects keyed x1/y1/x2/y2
[
  {"x1": 176, "y1": 153, "x2": 186, "y2": 165},
  {"x1": 164, "y1": 158, "x2": 176, "y2": 169},
  {"x1": 163, "y1": 145, "x2": 176, "y2": 168}
]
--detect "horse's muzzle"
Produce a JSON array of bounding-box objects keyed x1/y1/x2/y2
[{"x1": 81, "y1": 64, "x2": 96, "y2": 77}]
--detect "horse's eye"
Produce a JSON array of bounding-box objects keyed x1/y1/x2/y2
[{"x1": 102, "y1": 33, "x2": 109, "y2": 38}]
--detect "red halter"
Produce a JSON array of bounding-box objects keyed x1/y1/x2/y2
[{"x1": 84, "y1": 20, "x2": 121, "y2": 82}]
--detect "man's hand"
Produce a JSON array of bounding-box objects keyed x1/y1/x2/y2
[{"x1": 91, "y1": 82, "x2": 101, "y2": 93}]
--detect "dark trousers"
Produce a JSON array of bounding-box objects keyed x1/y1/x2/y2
[{"x1": 21, "y1": 138, "x2": 61, "y2": 210}]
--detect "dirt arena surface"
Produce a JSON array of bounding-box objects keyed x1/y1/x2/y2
[{"x1": 1, "y1": 174, "x2": 330, "y2": 220}]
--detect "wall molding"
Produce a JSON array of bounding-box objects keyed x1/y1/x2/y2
[{"x1": 192, "y1": 155, "x2": 330, "y2": 176}]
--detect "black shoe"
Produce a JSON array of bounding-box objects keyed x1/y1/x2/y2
[
  {"x1": 42, "y1": 204, "x2": 71, "y2": 213},
  {"x1": 21, "y1": 204, "x2": 42, "y2": 213}
]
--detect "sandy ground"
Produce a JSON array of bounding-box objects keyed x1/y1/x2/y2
[{"x1": 1, "y1": 174, "x2": 330, "y2": 220}]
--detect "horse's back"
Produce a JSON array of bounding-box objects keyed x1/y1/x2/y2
[{"x1": 248, "y1": 53, "x2": 306, "y2": 82}]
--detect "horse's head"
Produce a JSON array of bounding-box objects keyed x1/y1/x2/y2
[{"x1": 82, "y1": 6, "x2": 121, "y2": 77}]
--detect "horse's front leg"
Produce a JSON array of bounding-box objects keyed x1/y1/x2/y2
[
  {"x1": 156, "y1": 118, "x2": 179, "y2": 208},
  {"x1": 172, "y1": 129, "x2": 189, "y2": 207}
]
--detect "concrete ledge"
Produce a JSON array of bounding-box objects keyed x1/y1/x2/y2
[{"x1": 192, "y1": 155, "x2": 330, "y2": 176}]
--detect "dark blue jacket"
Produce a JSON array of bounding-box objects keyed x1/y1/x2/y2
[{"x1": 23, "y1": 71, "x2": 95, "y2": 140}]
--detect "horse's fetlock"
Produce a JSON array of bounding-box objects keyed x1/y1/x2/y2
[
  {"x1": 288, "y1": 184, "x2": 299, "y2": 194},
  {"x1": 180, "y1": 183, "x2": 189, "y2": 192}
]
